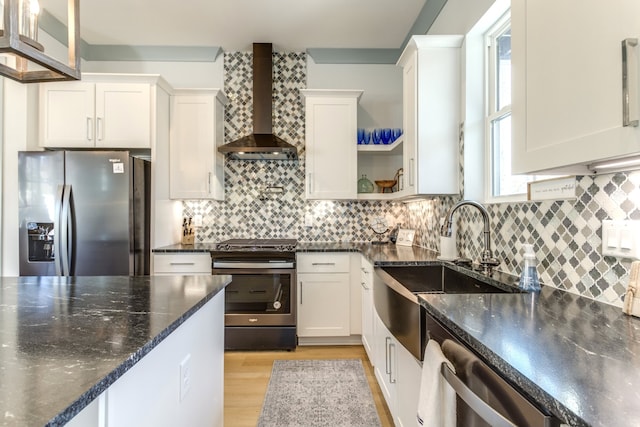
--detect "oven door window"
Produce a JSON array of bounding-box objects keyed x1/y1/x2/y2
[{"x1": 225, "y1": 273, "x2": 291, "y2": 314}]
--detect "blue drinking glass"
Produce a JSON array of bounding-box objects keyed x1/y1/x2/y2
[
  {"x1": 381, "y1": 128, "x2": 392, "y2": 144},
  {"x1": 392, "y1": 128, "x2": 403, "y2": 142},
  {"x1": 363, "y1": 129, "x2": 371, "y2": 145},
  {"x1": 372, "y1": 129, "x2": 382, "y2": 145},
  {"x1": 357, "y1": 128, "x2": 365, "y2": 145}
]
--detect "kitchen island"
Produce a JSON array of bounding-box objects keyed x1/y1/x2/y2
[{"x1": 0, "y1": 275, "x2": 230, "y2": 427}]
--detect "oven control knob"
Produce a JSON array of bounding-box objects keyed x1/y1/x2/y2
[{"x1": 273, "y1": 301, "x2": 282, "y2": 310}]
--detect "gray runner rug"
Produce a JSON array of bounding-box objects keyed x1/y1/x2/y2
[{"x1": 257, "y1": 359, "x2": 382, "y2": 427}]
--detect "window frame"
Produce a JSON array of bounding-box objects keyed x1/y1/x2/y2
[{"x1": 484, "y1": 11, "x2": 526, "y2": 203}]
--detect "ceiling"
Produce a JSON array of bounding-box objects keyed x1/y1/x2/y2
[{"x1": 43, "y1": 0, "x2": 432, "y2": 54}]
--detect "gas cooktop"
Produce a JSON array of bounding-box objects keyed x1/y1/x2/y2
[{"x1": 215, "y1": 239, "x2": 297, "y2": 252}]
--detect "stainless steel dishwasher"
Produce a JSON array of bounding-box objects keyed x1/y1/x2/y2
[{"x1": 425, "y1": 313, "x2": 562, "y2": 427}]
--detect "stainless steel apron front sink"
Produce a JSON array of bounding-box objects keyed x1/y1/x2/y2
[{"x1": 374, "y1": 264, "x2": 514, "y2": 361}]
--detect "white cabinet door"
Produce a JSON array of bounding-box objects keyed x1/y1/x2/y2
[
  {"x1": 360, "y1": 256, "x2": 375, "y2": 362},
  {"x1": 95, "y1": 83, "x2": 151, "y2": 149},
  {"x1": 169, "y1": 90, "x2": 227, "y2": 200},
  {"x1": 397, "y1": 35, "x2": 462, "y2": 196},
  {"x1": 512, "y1": 0, "x2": 640, "y2": 174},
  {"x1": 297, "y1": 272, "x2": 351, "y2": 337},
  {"x1": 301, "y1": 89, "x2": 362, "y2": 200},
  {"x1": 395, "y1": 341, "x2": 422, "y2": 427},
  {"x1": 40, "y1": 82, "x2": 95, "y2": 148},
  {"x1": 40, "y1": 80, "x2": 153, "y2": 149},
  {"x1": 373, "y1": 311, "x2": 396, "y2": 417}
]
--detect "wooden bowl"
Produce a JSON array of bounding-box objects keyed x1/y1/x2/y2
[{"x1": 375, "y1": 180, "x2": 397, "y2": 193}]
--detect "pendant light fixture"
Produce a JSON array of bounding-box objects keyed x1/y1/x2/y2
[{"x1": 0, "y1": 0, "x2": 80, "y2": 83}]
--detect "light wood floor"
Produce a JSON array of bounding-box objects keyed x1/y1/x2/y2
[{"x1": 224, "y1": 345, "x2": 394, "y2": 427}]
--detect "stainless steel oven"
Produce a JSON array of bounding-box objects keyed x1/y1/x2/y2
[{"x1": 212, "y1": 239, "x2": 297, "y2": 351}]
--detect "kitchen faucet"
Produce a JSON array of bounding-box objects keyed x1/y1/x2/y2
[{"x1": 440, "y1": 200, "x2": 500, "y2": 274}]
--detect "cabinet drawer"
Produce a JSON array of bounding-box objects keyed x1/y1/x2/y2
[
  {"x1": 297, "y1": 253, "x2": 350, "y2": 273},
  {"x1": 154, "y1": 253, "x2": 211, "y2": 274}
]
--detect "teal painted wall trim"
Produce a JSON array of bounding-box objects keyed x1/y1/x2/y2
[
  {"x1": 306, "y1": 48, "x2": 402, "y2": 64},
  {"x1": 83, "y1": 45, "x2": 222, "y2": 62},
  {"x1": 400, "y1": 0, "x2": 448, "y2": 50}
]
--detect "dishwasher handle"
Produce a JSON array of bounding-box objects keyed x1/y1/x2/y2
[{"x1": 441, "y1": 363, "x2": 517, "y2": 427}]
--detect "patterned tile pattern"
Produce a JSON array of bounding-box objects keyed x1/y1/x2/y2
[
  {"x1": 184, "y1": 50, "x2": 638, "y2": 308},
  {"x1": 183, "y1": 51, "x2": 404, "y2": 243},
  {"x1": 405, "y1": 172, "x2": 640, "y2": 307}
]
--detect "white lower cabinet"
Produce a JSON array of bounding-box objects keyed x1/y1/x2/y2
[
  {"x1": 297, "y1": 253, "x2": 351, "y2": 338},
  {"x1": 373, "y1": 311, "x2": 422, "y2": 427},
  {"x1": 153, "y1": 253, "x2": 212, "y2": 275}
]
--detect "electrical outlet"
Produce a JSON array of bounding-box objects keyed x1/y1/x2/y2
[
  {"x1": 193, "y1": 215, "x2": 203, "y2": 227},
  {"x1": 304, "y1": 214, "x2": 313, "y2": 228},
  {"x1": 179, "y1": 354, "x2": 191, "y2": 401}
]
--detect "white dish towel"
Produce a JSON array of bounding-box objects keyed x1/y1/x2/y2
[{"x1": 417, "y1": 339, "x2": 456, "y2": 427}]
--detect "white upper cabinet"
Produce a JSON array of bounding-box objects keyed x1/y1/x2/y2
[
  {"x1": 397, "y1": 35, "x2": 462, "y2": 196},
  {"x1": 169, "y1": 89, "x2": 227, "y2": 200},
  {"x1": 512, "y1": 0, "x2": 640, "y2": 174},
  {"x1": 39, "y1": 74, "x2": 164, "y2": 149},
  {"x1": 301, "y1": 89, "x2": 363, "y2": 200}
]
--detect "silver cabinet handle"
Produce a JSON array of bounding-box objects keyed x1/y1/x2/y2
[
  {"x1": 441, "y1": 363, "x2": 516, "y2": 427},
  {"x1": 622, "y1": 38, "x2": 639, "y2": 127},
  {"x1": 307, "y1": 173, "x2": 313, "y2": 194},
  {"x1": 97, "y1": 117, "x2": 104, "y2": 140},
  {"x1": 208, "y1": 172, "x2": 212, "y2": 194},
  {"x1": 389, "y1": 342, "x2": 396, "y2": 384},
  {"x1": 385, "y1": 337, "x2": 391, "y2": 375},
  {"x1": 312, "y1": 262, "x2": 335, "y2": 266},
  {"x1": 169, "y1": 262, "x2": 195, "y2": 266},
  {"x1": 86, "y1": 117, "x2": 93, "y2": 141},
  {"x1": 299, "y1": 281, "x2": 303, "y2": 305}
]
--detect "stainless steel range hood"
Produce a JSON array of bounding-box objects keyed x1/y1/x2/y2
[{"x1": 218, "y1": 43, "x2": 298, "y2": 160}]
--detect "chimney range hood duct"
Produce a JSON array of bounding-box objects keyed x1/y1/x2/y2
[{"x1": 218, "y1": 43, "x2": 298, "y2": 160}]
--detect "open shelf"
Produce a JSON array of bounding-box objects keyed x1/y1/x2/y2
[{"x1": 357, "y1": 136, "x2": 403, "y2": 152}]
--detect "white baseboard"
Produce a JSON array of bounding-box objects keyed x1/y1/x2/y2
[{"x1": 298, "y1": 335, "x2": 363, "y2": 346}]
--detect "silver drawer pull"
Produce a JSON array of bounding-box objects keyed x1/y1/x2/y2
[
  {"x1": 169, "y1": 262, "x2": 196, "y2": 265},
  {"x1": 440, "y1": 363, "x2": 516, "y2": 427},
  {"x1": 311, "y1": 262, "x2": 336, "y2": 266}
]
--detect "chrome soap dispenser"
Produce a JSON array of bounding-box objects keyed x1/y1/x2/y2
[{"x1": 519, "y1": 244, "x2": 541, "y2": 292}]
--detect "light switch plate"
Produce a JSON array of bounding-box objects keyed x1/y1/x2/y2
[{"x1": 602, "y1": 220, "x2": 640, "y2": 259}]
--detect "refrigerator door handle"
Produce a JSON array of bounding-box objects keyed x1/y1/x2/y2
[
  {"x1": 54, "y1": 184, "x2": 65, "y2": 276},
  {"x1": 60, "y1": 185, "x2": 73, "y2": 276}
]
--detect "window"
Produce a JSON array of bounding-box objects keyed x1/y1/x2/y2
[{"x1": 485, "y1": 13, "x2": 549, "y2": 200}]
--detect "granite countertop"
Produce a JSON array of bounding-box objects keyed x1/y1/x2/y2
[
  {"x1": 419, "y1": 287, "x2": 640, "y2": 427},
  {"x1": 0, "y1": 275, "x2": 229, "y2": 427},
  {"x1": 154, "y1": 241, "x2": 442, "y2": 265}
]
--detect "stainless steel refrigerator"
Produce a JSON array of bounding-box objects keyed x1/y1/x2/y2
[{"x1": 18, "y1": 151, "x2": 151, "y2": 276}]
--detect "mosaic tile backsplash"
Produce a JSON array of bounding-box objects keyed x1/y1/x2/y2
[{"x1": 183, "y1": 50, "x2": 637, "y2": 308}]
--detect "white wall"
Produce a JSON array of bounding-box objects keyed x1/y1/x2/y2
[
  {"x1": 306, "y1": 57, "x2": 403, "y2": 129},
  {"x1": 2, "y1": 82, "x2": 40, "y2": 276}
]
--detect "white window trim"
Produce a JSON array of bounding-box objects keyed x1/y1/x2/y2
[{"x1": 483, "y1": 11, "x2": 525, "y2": 204}]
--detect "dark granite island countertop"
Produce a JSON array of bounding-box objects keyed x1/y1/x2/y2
[
  {"x1": 0, "y1": 275, "x2": 229, "y2": 427},
  {"x1": 419, "y1": 287, "x2": 640, "y2": 427}
]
